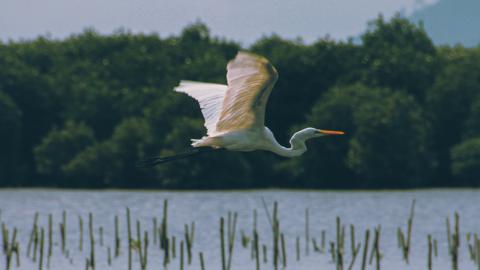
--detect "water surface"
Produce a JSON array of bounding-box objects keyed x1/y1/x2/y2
[{"x1": 0, "y1": 189, "x2": 478, "y2": 270}]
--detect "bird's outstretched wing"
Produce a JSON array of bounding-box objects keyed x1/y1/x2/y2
[
  {"x1": 174, "y1": 81, "x2": 228, "y2": 136},
  {"x1": 215, "y1": 51, "x2": 278, "y2": 132}
]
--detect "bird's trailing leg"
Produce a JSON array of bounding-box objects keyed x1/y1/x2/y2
[{"x1": 136, "y1": 147, "x2": 221, "y2": 167}]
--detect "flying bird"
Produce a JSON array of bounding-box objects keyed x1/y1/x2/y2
[{"x1": 138, "y1": 52, "x2": 344, "y2": 166}]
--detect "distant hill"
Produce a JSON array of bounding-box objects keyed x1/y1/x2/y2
[{"x1": 410, "y1": 0, "x2": 480, "y2": 47}]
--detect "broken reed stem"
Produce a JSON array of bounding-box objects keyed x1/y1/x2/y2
[
  {"x1": 446, "y1": 213, "x2": 460, "y2": 270},
  {"x1": 136, "y1": 220, "x2": 143, "y2": 269},
  {"x1": 161, "y1": 199, "x2": 169, "y2": 250},
  {"x1": 5, "y1": 227, "x2": 17, "y2": 270},
  {"x1": 227, "y1": 212, "x2": 237, "y2": 270},
  {"x1": 368, "y1": 231, "x2": 376, "y2": 264},
  {"x1": 321, "y1": 230, "x2": 326, "y2": 253},
  {"x1": 61, "y1": 211, "x2": 67, "y2": 255},
  {"x1": 142, "y1": 231, "x2": 148, "y2": 270},
  {"x1": 79, "y1": 215, "x2": 83, "y2": 252},
  {"x1": 180, "y1": 240, "x2": 184, "y2": 270},
  {"x1": 350, "y1": 224, "x2": 356, "y2": 256},
  {"x1": 467, "y1": 233, "x2": 475, "y2": 261},
  {"x1": 374, "y1": 226, "x2": 381, "y2": 270},
  {"x1": 348, "y1": 243, "x2": 361, "y2": 270},
  {"x1": 400, "y1": 199, "x2": 415, "y2": 263},
  {"x1": 161, "y1": 199, "x2": 169, "y2": 266},
  {"x1": 296, "y1": 236, "x2": 300, "y2": 261},
  {"x1": 190, "y1": 222, "x2": 195, "y2": 258},
  {"x1": 107, "y1": 246, "x2": 112, "y2": 266},
  {"x1": 199, "y1": 252, "x2": 206, "y2": 270},
  {"x1": 153, "y1": 217, "x2": 158, "y2": 245},
  {"x1": 263, "y1": 244, "x2": 267, "y2": 264},
  {"x1": 241, "y1": 230, "x2": 249, "y2": 249},
  {"x1": 273, "y1": 203, "x2": 279, "y2": 270},
  {"x1": 126, "y1": 208, "x2": 132, "y2": 270},
  {"x1": 446, "y1": 216, "x2": 452, "y2": 250},
  {"x1": 88, "y1": 213, "x2": 95, "y2": 270},
  {"x1": 220, "y1": 217, "x2": 226, "y2": 270},
  {"x1": 184, "y1": 223, "x2": 194, "y2": 265},
  {"x1": 39, "y1": 227, "x2": 44, "y2": 270},
  {"x1": 172, "y1": 236, "x2": 176, "y2": 258},
  {"x1": 313, "y1": 238, "x2": 320, "y2": 252},
  {"x1": 14, "y1": 240, "x2": 20, "y2": 268},
  {"x1": 114, "y1": 215, "x2": 120, "y2": 257},
  {"x1": 33, "y1": 222, "x2": 39, "y2": 262},
  {"x1": 99, "y1": 226, "x2": 104, "y2": 246},
  {"x1": 406, "y1": 200, "x2": 415, "y2": 260},
  {"x1": 27, "y1": 212, "x2": 39, "y2": 258},
  {"x1": 164, "y1": 237, "x2": 170, "y2": 265},
  {"x1": 251, "y1": 209, "x2": 258, "y2": 260},
  {"x1": 254, "y1": 231, "x2": 260, "y2": 270},
  {"x1": 428, "y1": 234, "x2": 432, "y2": 270},
  {"x1": 361, "y1": 229, "x2": 370, "y2": 270},
  {"x1": 135, "y1": 221, "x2": 148, "y2": 270},
  {"x1": 330, "y1": 242, "x2": 335, "y2": 262},
  {"x1": 261, "y1": 197, "x2": 273, "y2": 230},
  {"x1": 184, "y1": 225, "x2": 191, "y2": 264},
  {"x1": 336, "y1": 216, "x2": 344, "y2": 270},
  {"x1": 2, "y1": 223, "x2": 8, "y2": 255},
  {"x1": 305, "y1": 208, "x2": 310, "y2": 256},
  {"x1": 476, "y1": 237, "x2": 480, "y2": 270},
  {"x1": 474, "y1": 234, "x2": 479, "y2": 263},
  {"x1": 281, "y1": 233, "x2": 287, "y2": 268},
  {"x1": 48, "y1": 214, "x2": 53, "y2": 259}
]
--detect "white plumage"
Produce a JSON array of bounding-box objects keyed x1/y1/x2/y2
[
  {"x1": 174, "y1": 81, "x2": 227, "y2": 136},
  {"x1": 174, "y1": 51, "x2": 344, "y2": 158}
]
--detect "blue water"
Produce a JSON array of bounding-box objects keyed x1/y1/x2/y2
[{"x1": 0, "y1": 189, "x2": 479, "y2": 270}]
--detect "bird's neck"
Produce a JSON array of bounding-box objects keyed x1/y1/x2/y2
[{"x1": 270, "y1": 133, "x2": 307, "y2": 158}]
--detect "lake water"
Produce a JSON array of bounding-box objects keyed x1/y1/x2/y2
[{"x1": 0, "y1": 189, "x2": 479, "y2": 270}]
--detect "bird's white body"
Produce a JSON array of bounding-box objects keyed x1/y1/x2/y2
[
  {"x1": 174, "y1": 52, "x2": 344, "y2": 158},
  {"x1": 191, "y1": 127, "x2": 311, "y2": 157}
]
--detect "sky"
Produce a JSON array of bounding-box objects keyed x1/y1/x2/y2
[{"x1": 0, "y1": 0, "x2": 437, "y2": 45}]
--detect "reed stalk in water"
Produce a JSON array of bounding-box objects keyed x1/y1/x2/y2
[
  {"x1": 126, "y1": 208, "x2": 132, "y2": 270},
  {"x1": 27, "y1": 212, "x2": 39, "y2": 258},
  {"x1": 428, "y1": 234, "x2": 433, "y2": 270},
  {"x1": 361, "y1": 229, "x2": 370, "y2": 270},
  {"x1": 199, "y1": 252, "x2": 206, "y2": 270},
  {"x1": 88, "y1": 213, "x2": 95, "y2": 270}
]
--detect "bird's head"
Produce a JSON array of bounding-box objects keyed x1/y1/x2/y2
[{"x1": 298, "y1": 127, "x2": 345, "y2": 140}]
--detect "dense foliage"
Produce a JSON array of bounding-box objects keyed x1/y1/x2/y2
[{"x1": 1, "y1": 16, "x2": 479, "y2": 189}]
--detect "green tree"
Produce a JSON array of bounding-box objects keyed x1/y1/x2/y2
[
  {"x1": 34, "y1": 121, "x2": 95, "y2": 184},
  {"x1": 361, "y1": 15, "x2": 437, "y2": 100},
  {"x1": 451, "y1": 138, "x2": 480, "y2": 185},
  {"x1": 283, "y1": 84, "x2": 430, "y2": 188},
  {"x1": 0, "y1": 91, "x2": 22, "y2": 185},
  {"x1": 62, "y1": 141, "x2": 119, "y2": 188},
  {"x1": 347, "y1": 87, "x2": 430, "y2": 186},
  {"x1": 426, "y1": 47, "x2": 480, "y2": 182},
  {"x1": 463, "y1": 95, "x2": 480, "y2": 139},
  {"x1": 63, "y1": 117, "x2": 153, "y2": 188},
  {"x1": 0, "y1": 44, "x2": 59, "y2": 180},
  {"x1": 2, "y1": 19, "x2": 480, "y2": 189}
]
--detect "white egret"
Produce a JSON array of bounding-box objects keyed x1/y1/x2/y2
[{"x1": 139, "y1": 51, "x2": 344, "y2": 166}]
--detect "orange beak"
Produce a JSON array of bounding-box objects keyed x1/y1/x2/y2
[{"x1": 317, "y1": 129, "x2": 345, "y2": 135}]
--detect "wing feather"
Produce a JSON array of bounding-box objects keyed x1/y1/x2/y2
[
  {"x1": 215, "y1": 52, "x2": 278, "y2": 132},
  {"x1": 174, "y1": 80, "x2": 228, "y2": 135}
]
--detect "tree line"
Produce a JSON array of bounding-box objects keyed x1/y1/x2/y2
[{"x1": 1, "y1": 16, "x2": 479, "y2": 189}]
